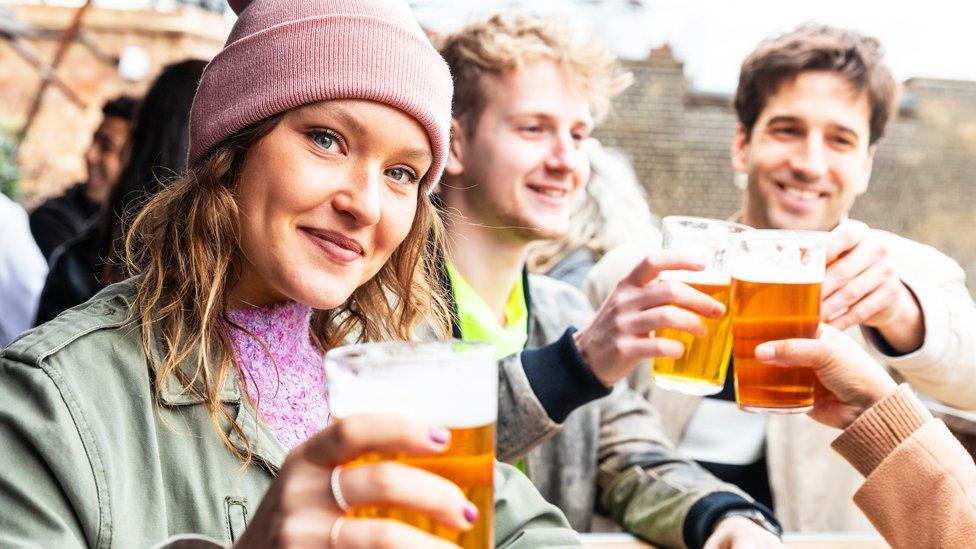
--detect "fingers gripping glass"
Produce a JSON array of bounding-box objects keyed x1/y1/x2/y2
[
  {"x1": 325, "y1": 341, "x2": 497, "y2": 548},
  {"x1": 654, "y1": 216, "x2": 752, "y2": 396}
]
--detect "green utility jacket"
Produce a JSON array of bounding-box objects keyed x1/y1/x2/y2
[{"x1": 0, "y1": 280, "x2": 581, "y2": 548}]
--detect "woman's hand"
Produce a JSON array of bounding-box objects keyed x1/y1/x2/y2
[
  {"x1": 234, "y1": 415, "x2": 476, "y2": 548},
  {"x1": 574, "y1": 250, "x2": 725, "y2": 387},
  {"x1": 755, "y1": 325, "x2": 898, "y2": 429}
]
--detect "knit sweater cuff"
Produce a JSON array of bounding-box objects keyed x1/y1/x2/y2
[{"x1": 831, "y1": 384, "x2": 933, "y2": 477}]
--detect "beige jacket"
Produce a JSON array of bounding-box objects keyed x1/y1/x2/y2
[
  {"x1": 833, "y1": 384, "x2": 976, "y2": 547},
  {"x1": 585, "y1": 228, "x2": 976, "y2": 532}
]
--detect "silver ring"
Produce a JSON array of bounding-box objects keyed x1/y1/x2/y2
[
  {"x1": 331, "y1": 466, "x2": 350, "y2": 512},
  {"x1": 329, "y1": 515, "x2": 346, "y2": 549}
]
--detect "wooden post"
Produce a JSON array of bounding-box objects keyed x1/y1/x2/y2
[{"x1": 17, "y1": 0, "x2": 93, "y2": 143}]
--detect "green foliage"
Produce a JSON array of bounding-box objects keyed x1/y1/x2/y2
[{"x1": 0, "y1": 124, "x2": 19, "y2": 199}]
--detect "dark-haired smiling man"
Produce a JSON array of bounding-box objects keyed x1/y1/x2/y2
[{"x1": 589, "y1": 25, "x2": 976, "y2": 533}]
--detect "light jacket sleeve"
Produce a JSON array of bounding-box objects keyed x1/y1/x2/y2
[
  {"x1": 596, "y1": 385, "x2": 779, "y2": 549},
  {"x1": 496, "y1": 328, "x2": 612, "y2": 463},
  {"x1": 494, "y1": 462, "x2": 583, "y2": 548},
  {"x1": 496, "y1": 351, "x2": 564, "y2": 462},
  {"x1": 861, "y1": 234, "x2": 976, "y2": 409},
  {"x1": 832, "y1": 384, "x2": 976, "y2": 547},
  {"x1": 0, "y1": 355, "x2": 98, "y2": 548},
  {"x1": 0, "y1": 351, "x2": 214, "y2": 549}
]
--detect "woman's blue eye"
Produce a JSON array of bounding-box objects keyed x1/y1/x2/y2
[
  {"x1": 312, "y1": 132, "x2": 337, "y2": 150},
  {"x1": 387, "y1": 167, "x2": 418, "y2": 184}
]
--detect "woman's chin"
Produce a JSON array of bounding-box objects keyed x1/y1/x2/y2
[{"x1": 288, "y1": 283, "x2": 358, "y2": 311}]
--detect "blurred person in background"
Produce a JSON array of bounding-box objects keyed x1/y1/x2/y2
[
  {"x1": 29, "y1": 95, "x2": 136, "y2": 259},
  {"x1": 0, "y1": 193, "x2": 46, "y2": 347},
  {"x1": 0, "y1": 1, "x2": 580, "y2": 547},
  {"x1": 437, "y1": 14, "x2": 782, "y2": 548},
  {"x1": 527, "y1": 139, "x2": 659, "y2": 291},
  {"x1": 34, "y1": 59, "x2": 206, "y2": 325},
  {"x1": 588, "y1": 24, "x2": 976, "y2": 533}
]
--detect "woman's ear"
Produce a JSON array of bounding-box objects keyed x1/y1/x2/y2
[{"x1": 445, "y1": 119, "x2": 465, "y2": 177}]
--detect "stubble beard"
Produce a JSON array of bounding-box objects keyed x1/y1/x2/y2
[{"x1": 474, "y1": 198, "x2": 565, "y2": 244}]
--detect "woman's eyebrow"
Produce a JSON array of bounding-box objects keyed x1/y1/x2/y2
[
  {"x1": 301, "y1": 103, "x2": 368, "y2": 136},
  {"x1": 401, "y1": 149, "x2": 433, "y2": 166}
]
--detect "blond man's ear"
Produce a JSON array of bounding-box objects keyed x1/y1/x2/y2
[{"x1": 445, "y1": 119, "x2": 466, "y2": 177}]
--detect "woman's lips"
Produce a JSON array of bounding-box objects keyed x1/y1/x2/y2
[{"x1": 301, "y1": 228, "x2": 363, "y2": 264}]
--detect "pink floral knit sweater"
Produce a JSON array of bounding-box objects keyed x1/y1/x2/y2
[{"x1": 227, "y1": 301, "x2": 329, "y2": 451}]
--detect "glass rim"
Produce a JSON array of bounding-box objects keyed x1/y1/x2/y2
[
  {"x1": 325, "y1": 339, "x2": 495, "y2": 367},
  {"x1": 662, "y1": 215, "x2": 754, "y2": 233},
  {"x1": 734, "y1": 229, "x2": 828, "y2": 243}
]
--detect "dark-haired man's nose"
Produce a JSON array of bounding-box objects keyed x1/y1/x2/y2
[{"x1": 790, "y1": 135, "x2": 829, "y2": 182}]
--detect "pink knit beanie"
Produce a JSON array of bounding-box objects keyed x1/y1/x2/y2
[{"x1": 188, "y1": 0, "x2": 452, "y2": 185}]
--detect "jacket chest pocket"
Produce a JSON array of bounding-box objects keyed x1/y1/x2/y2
[{"x1": 225, "y1": 497, "x2": 250, "y2": 542}]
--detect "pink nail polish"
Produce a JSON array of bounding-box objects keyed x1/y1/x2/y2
[
  {"x1": 429, "y1": 427, "x2": 450, "y2": 445},
  {"x1": 463, "y1": 502, "x2": 479, "y2": 524}
]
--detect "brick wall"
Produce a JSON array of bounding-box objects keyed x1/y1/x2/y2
[
  {"x1": 595, "y1": 48, "x2": 976, "y2": 293},
  {"x1": 0, "y1": 3, "x2": 227, "y2": 205}
]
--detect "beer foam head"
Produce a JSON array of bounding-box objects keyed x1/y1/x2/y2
[
  {"x1": 731, "y1": 264, "x2": 823, "y2": 284},
  {"x1": 730, "y1": 230, "x2": 826, "y2": 283},
  {"x1": 326, "y1": 341, "x2": 497, "y2": 427},
  {"x1": 658, "y1": 268, "x2": 731, "y2": 285},
  {"x1": 662, "y1": 217, "x2": 752, "y2": 272}
]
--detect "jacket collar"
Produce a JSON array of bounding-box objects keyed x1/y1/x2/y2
[
  {"x1": 152, "y1": 336, "x2": 288, "y2": 471},
  {"x1": 438, "y1": 255, "x2": 534, "y2": 347},
  {"x1": 92, "y1": 278, "x2": 287, "y2": 471}
]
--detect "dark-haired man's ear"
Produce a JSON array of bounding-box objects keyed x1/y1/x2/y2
[
  {"x1": 731, "y1": 124, "x2": 750, "y2": 175},
  {"x1": 855, "y1": 146, "x2": 875, "y2": 196},
  {"x1": 445, "y1": 119, "x2": 466, "y2": 177}
]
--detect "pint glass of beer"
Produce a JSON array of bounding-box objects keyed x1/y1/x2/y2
[
  {"x1": 730, "y1": 231, "x2": 826, "y2": 413},
  {"x1": 654, "y1": 216, "x2": 752, "y2": 395},
  {"x1": 325, "y1": 341, "x2": 496, "y2": 548}
]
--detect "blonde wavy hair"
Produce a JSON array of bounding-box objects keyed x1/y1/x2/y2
[
  {"x1": 436, "y1": 12, "x2": 633, "y2": 134},
  {"x1": 125, "y1": 115, "x2": 451, "y2": 463}
]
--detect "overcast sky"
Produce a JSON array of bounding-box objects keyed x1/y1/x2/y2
[
  {"x1": 31, "y1": 0, "x2": 976, "y2": 92},
  {"x1": 413, "y1": 0, "x2": 976, "y2": 93}
]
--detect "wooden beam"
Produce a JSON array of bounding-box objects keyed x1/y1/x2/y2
[{"x1": 17, "y1": 0, "x2": 92, "y2": 143}]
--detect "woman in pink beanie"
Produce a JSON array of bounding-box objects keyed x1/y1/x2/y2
[{"x1": 0, "y1": 1, "x2": 581, "y2": 548}]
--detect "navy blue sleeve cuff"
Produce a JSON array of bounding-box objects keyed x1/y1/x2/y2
[
  {"x1": 682, "y1": 491, "x2": 780, "y2": 549},
  {"x1": 520, "y1": 327, "x2": 612, "y2": 423}
]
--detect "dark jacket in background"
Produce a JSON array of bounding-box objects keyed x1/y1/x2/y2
[
  {"x1": 34, "y1": 224, "x2": 102, "y2": 326},
  {"x1": 29, "y1": 183, "x2": 100, "y2": 260}
]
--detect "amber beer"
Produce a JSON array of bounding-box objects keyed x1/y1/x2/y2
[
  {"x1": 341, "y1": 423, "x2": 494, "y2": 548},
  {"x1": 654, "y1": 270, "x2": 733, "y2": 394},
  {"x1": 731, "y1": 278, "x2": 821, "y2": 411},
  {"x1": 730, "y1": 231, "x2": 826, "y2": 413},
  {"x1": 654, "y1": 216, "x2": 751, "y2": 395},
  {"x1": 325, "y1": 341, "x2": 497, "y2": 549}
]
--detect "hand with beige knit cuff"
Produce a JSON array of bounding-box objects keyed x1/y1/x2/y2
[{"x1": 754, "y1": 324, "x2": 897, "y2": 429}]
